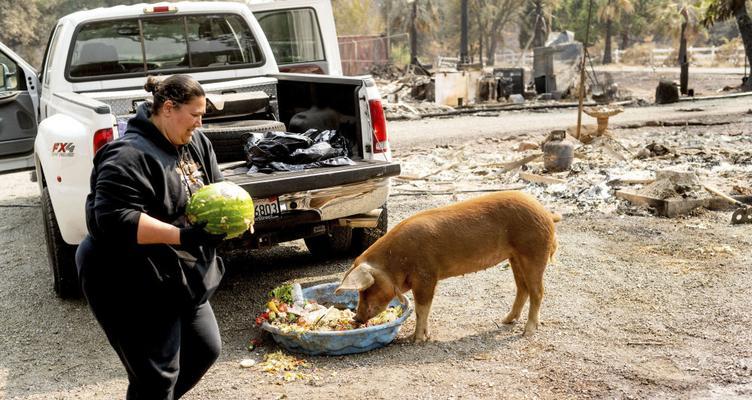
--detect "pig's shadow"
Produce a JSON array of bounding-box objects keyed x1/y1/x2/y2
[{"x1": 377, "y1": 324, "x2": 527, "y2": 364}]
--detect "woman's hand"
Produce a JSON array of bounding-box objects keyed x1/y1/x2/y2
[{"x1": 180, "y1": 222, "x2": 227, "y2": 248}]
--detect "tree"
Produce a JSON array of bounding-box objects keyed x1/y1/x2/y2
[
  {"x1": 532, "y1": 0, "x2": 548, "y2": 48},
  {"x1": 597, "y1": 0, "x2": 635, "y2": 64},
  {"x1": 618, "y1": 0, "x2": 652, "y2": 49},
  {"x1": 0, "y1": 0, "x2": 49, "y2": 66},
  {"x1": 385, "y1": 0, "x2": 439, "y2": 65},
  {"x1": 652, "y1": 1, "x2": 703, "y2": 46},
  {"x1": 651, "y1": 0, "x2": 703, "y2": 92},
  {"x1": 332, "y1": 0, "x2": 384, "y2": 35},
  {"x1": 701, "y1": 0, "x2": 752, "y2": 90},
  {"x1": 467, "y1": 0, "x2": 523, "y2": 65},
  {"x1": 519, "y1": 0, "x2": 562, "y2": 51}
]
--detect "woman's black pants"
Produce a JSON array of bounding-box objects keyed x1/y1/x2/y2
[{"x1": 76, "y1": 236, "x2": 221, "y2": 400}]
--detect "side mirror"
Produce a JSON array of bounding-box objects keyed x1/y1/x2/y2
[
  {"x1": 0, "y1": 63, "x2": 16, "y2": 90},
  {"x1": 0, "y1": 63, "x2": 7, "y2": 90}
]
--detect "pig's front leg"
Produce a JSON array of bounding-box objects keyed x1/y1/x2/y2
[{"x1": 410, "y1": 282, "x2": 436, "y2": 342}]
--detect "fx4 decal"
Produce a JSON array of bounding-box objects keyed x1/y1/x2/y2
[{"x1": 52, "y1": 142, "x2": 75, "y2": 157}]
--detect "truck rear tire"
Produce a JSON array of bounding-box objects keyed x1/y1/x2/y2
[
  {"x1": 304, "y1": 226, "x2": 353, "y2": 258},
  {"x1": 41, "y1": 187, "x2": 81, "y2": 299},
  {"x1": 203, "y1": 120, "x2": 286, "y2": 163},
  {"x1": 351, "y1": 204, "x2": 388, "y2": 254}
]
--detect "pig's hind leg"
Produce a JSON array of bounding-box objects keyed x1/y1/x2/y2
[
  {"x1": 502, "y1": 256, "x2": 529, "y2": 325},
  {"x1": 520, "y1": 253, "x2": 548, "y2": 337}
]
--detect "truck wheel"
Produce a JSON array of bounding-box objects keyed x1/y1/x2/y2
[
  {"x1": 203, "y1": 120, "x2": 286, "y2": 163},
  {"x1": 41, "y1": 187, "x2": 81, "y2": 299},
  {"x1": 351, "y1": 204, "x2": 388, "y2": 254},
  {"x1": 304, "y1": 226, "x2": 353, "y2": 258}
]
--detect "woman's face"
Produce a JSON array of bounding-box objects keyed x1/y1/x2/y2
[{"x1": 161, "y1": 96, "x2": 206, "y2": 146}]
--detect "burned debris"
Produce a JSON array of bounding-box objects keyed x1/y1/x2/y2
[
  {"x1": 372, "y1": 31, "x2": 644, "y2": 121},
  {"x1": 392, "y1": 109, "x2": 752, "y2": 222}
]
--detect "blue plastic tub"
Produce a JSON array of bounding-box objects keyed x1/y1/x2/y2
[{"x1": 260, "y1": 282, "x2": 412, "y2": 356}]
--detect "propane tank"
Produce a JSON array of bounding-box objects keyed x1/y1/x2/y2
[{"x1": 543, "y1": 130, "x2": 573, "y2": 172}]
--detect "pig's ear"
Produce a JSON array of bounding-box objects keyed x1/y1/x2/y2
[{"x1": 335, "y1": 264, "x2": 375, "y2": 294}]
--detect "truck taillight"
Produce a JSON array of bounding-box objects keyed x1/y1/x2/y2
[
  {"x1": 368, "y1": 99, "x2": 389, "y2": 153},
  {"x1": 93, "y1": 128, "x2": 114, "y2": 153}
]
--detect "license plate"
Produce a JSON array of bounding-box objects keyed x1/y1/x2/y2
[{"x1": 254, "y1": 196, "x2": 280, "y2": 220}]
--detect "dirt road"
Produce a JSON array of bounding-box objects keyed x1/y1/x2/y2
[{"x1": 1, "y1": 96, "x2": 751, "y2": 399}]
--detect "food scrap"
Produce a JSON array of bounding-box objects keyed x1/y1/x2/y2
[
  {"x1": 258, "y1": 351, "x2": 311, "y2": 382},
  {"x1": 246, "y1": 337, "x2": 262, "y2": 351},
  {"x1": 256, "y1": 284, "x2": 403, "y2": 333},
  {"x1": 239, "y1": 359, "x2": 256, "y2": 368}
]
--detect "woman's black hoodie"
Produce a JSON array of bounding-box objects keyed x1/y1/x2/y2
[{"x1": 83, "y1": 102, "x2": 224, "y2": 305}]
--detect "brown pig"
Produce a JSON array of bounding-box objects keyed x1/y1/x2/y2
[{"x1": 335, "y1": 191, "x2": 560, "y2": 341}]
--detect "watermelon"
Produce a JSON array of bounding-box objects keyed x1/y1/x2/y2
[{"x1": 185, "y1": 181, "x2": 255, "y2": 239}]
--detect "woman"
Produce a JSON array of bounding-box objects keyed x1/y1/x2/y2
[{"x1": 76, "y1": 74, "x2": 232, "y2": 399}]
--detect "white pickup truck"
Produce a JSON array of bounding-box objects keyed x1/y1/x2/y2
[{"x1": 0, "y1": 1, "x2": 399, "y2": 298}]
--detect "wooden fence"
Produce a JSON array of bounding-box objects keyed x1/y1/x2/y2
[
  {"x1": 338, "y1": 34, "x2": 411, "y2": 76},
  {"x1": 493, "y1": 46, "x2": 746, "y2": 67}
]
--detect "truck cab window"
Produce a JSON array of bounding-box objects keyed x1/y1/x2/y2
[
  {"x1": 256, "y1": 8, "x2": 324, "y2": 64},
  {"x1": 142, "y1": 17, "x2": 188, "y2": 71},
  {"x1": 69, "y1": 20, "x2": 142, "y2": 77},
  {"x1": 43, "y1": 26, "x2": 63, "y2": 87},
  {"x1": 68, "y1": 14, "x2": 263, "y2": 79},
  {"x1": 184, "y1": 15, "x2": 262, "y2": 68}
]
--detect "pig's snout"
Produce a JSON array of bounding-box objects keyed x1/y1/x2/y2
[
  {"x1": 352, "y1": 312, "x2": 369, "y2": 324},
  {"x1": 352, "y1": 303, "x2": 374, "y2": 325}
]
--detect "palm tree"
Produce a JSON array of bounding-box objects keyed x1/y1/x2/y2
[
  {"x1": 701, "y1": 0, "x2": 752, "y2": 90},
  {"x1": 519, "y1": 0, "x2": 562, "y2": 50},
  {"x1": 532, "y1": 0, "x2": 548, "y2": 48},
  {"x1": 386, "y1": 0, "x2": 439, "y2": 65},
  {"x1": 597, "y1": 0, "x2": 635, "y2": 64},
  {"x1": 651, "y1": 1, "x2": 702, "y2": 53},
  {"x1": 651, "y1": 1, "x2": 703, "y2": 94}
]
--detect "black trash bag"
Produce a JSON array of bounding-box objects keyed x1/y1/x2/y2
[
  {"x1": 244, "y1": 131, "x2": 313, "y2": 166},
  {"x1": 244, "y1": 129, "x2": 354, "y2": 173},
  {"x1": 290, "y1": 142, "x2": 345, "y2": 163},
  {"x1": 301, "y1": 129, "x2": 351, "y2": 156}
]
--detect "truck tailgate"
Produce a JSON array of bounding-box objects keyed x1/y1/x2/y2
[{"x1": 221, "y1": 160, "x2": 401, "y2": 198}]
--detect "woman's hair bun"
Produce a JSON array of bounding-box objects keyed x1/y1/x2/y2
[
  {"x1": 144, "y1": 75, "x2": 204, "y2": 115},
  {"x1": 143, "y1": 76, "x2": 161, "y2": 94}
]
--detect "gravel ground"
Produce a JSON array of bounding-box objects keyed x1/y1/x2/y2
[{"x1": 1, "y1": 74, "x2": 751, "y2": 400}]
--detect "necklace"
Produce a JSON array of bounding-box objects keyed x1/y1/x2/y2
[{"x1": 177, "y1": 148, "x2": 206, "y2": 198}]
